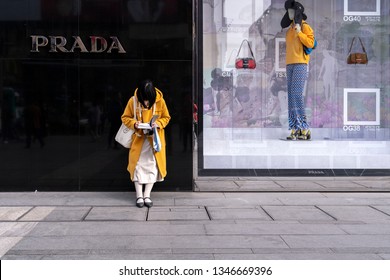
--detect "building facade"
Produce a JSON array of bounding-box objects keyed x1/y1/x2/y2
[
  {"x1": 0, "y1": 0, "x2": 193, "y2": 191},
  {"x1": 0, "y1": 0, "x2": 389, "y2": 192}
]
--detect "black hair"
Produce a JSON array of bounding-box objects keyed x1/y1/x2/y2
[{"x1": 136, "y1": 79, "x2": 156, "y2": 109}]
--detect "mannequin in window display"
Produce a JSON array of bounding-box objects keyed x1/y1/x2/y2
[{"x1": 281, "y1": 0, "x2": 315, "y2": 140}]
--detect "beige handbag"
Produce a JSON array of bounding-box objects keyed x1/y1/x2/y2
[{"x1": 115, "y1": 96, "x2": 137, "y2": 148}]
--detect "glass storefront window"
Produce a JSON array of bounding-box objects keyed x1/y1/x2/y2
[{"x1": 199, "y1": 0, "x2": 390, "y2": 174}]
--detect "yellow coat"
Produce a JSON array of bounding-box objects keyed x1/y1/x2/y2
[
  {"x1": 121, "y1": 88, "x2": 171, "y2": 180},
  {"x1": 285, "y1": 20, "x2": 315, "y2": 65}
]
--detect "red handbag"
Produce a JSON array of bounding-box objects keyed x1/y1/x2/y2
[{"x1": 235, "y1": 39, "x2": 256, "y2": 69}]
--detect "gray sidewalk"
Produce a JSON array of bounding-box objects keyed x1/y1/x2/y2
[{"x1": 1, "y1": 178, "x2": 390, "y2": 260}]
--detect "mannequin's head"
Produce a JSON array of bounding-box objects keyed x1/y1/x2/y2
[
  {"x1": 281, "y1": 0, "x2": 307, "y2": 28},
  {"x1": 288, "y1": 8, "x2": 295, "y2": 20}
]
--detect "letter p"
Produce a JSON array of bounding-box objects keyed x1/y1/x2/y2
[{"x1": 31, "y1": 36, "x2": 48, "y2": 52}]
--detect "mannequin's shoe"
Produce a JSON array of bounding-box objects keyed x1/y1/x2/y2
[
  {"x1": 298, "y1": 129, "x2": 311, "y2": 140},
  {"x1": 144, "y1": 197, "x2": 153, "y2": 208},
  {"x1": 286, "y1": 129, "x2": 299, "y2": 140},
  {"x1": 136, "y1": 197, "x2": 144, "y2": 208}
]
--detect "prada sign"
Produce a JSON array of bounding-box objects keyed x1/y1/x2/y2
[{"x1": 30, "y1": 35, "x2": 126, "y2": 53}]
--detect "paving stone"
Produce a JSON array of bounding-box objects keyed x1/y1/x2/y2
[
  {"x1": 172, "y1": 248, "x2": 253, "y2": 254},
  {"x1": 22, "y1": 207, "x2": 91, "y2": 221},
  {"x1": 2, "y1": 189, "x2": 390, "y2": 260},
  {"x1": 141, "y1": 235, "x2": 289, "y2": 249},
  {"x1": 89, "y1": 249, "x2": 172, "y2": 255},
  {"x1": 274, "y1": 181, "x2": 325, "y2": 189},
  {"x1": 315, "y1": 181, "x2": 368, "y2": 189},
  {"x1": 205, "y1": 223, "x2": 346, "y2": 235},
  {"x1": 85, "y1": 207, "x2": 147, "y2": 221},
  {"x1": 262, "y1": 206, "x2": 335, "y2": 221},
  {"x1": 0, "y1": 193, "x2": 68, "y2": 206},
  {"x1": 148, "y1": 206, "x2": 209, "y2": 221},
  {"x1": 331, "y1": 247, "x2": 390, "y2": 254},
  {"x1": 379, "y1": 254, "x2": 390, "y2": 260},
  {"x1": 0, "y1": 237, "x2": 22, "y2": 257},
  {"x1": 318, "y1": 206, "x2": 390, "y2": 222},
  {"x1": 195, "y1": 181, "x2": 239, "y2": 191},
  {"x1": 11, "y1": 235, "x2": 288, "y2": 250},
  {"x1": 214, "y1": 193, "x2": 287, "y2": 205},
  {"x1": 206, "y1": 207, "x2": 271, "y2": 220},
  {"x1": 235, "y1": 181, "x2": 284, "y2": 191},
  {"x1": 251, "y1": 248, "x2": 333, "y2": 254},
  {"x1": 213, "y1": 253, "x2": 382, "y2": 260},
  {"x1": 6, "y1": 249, "x2": 91, "y2": 255},
  {"x1": 0, "y1": 222, "x2": 38, "y2": 237},
  {"x1": 26, "y1": 221, "x2": 206, "y2": 236},
  {"x1": 278, "y1": 195, "x2": 390, "y2": 206},
  {"x1": 1, "y1": 254, "x2": 44, "y2": 260},
  {"x1": 338, "y1": 224, "x2": 390, "y2": 235},
  {"x1": 354, "y1": 181, "x2": 390, "y2": 189},
  {"x1": 0, "y1": 207, "x2": 32, "y2": 221},
  {"x1": 0, "y1": 223, "x2": 19, "y2": 236},
  {"x1": 39, "y1": 254, "x2": 215, "y2": 260},
  {"x1": 19, "y1": 207, "x2": 55, "y2": 221},
  {"x1": 174, "y1": 198, "x2": 258, "y2": 207},
  {"x1": 282, "y1": 235, "x2": 390, "y2": 248},
  {"x1": 372, "y1": 206, "x2": 390, "y2": 216}
]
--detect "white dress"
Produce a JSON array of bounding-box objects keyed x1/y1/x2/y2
[{"x1": 133, "y1": 135, "x2": 163, "y2": 183}]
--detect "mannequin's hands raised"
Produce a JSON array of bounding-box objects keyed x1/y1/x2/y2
[{"x1": 294, "y1": 23, "x2": 301, "y2": 33}]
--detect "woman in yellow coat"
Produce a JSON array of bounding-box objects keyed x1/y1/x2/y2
[{"x1": 121, "y1": 80, "x2": 171, "y2": 208}]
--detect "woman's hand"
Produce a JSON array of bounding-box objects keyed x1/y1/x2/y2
[{"x1": 134, "y1": 121, "x2": 140, "y2": 129}]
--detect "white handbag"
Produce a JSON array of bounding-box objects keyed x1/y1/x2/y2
[{"x1": 115, "y1": 96, "x2": 136, "y2": 148}]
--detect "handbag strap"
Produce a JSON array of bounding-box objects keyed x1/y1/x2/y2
[
  {"x1": 236, "y1": 39, "x2": 255, "y2": 59},
  {"x1": 357, "y1": 37, "x2": 367, "y2": 53},
  {"x1": 348, "y1": 37, "x2": 367, "y2": 54},
  {"x1": 132, "y1": 95, "x2": 137, "y2": 120},
  {"x1": 226, "y1": 48, "x2": 238, "y2": 66}
]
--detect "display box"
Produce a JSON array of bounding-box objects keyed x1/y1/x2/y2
[
  {"x1": 343, "y1": 88, "x2": 380, "y2": 125},
  {"x1": 344, "y1": 0, "x2": 380, "y2": 16}
]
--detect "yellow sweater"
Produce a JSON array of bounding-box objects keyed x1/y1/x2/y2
[{"x1": 285, "y1": 21, "x2": 315, "y2": 65}]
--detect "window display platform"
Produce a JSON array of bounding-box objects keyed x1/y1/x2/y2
[{"x1": 202, "y1": 128, "x2": 390, "y2": 170}]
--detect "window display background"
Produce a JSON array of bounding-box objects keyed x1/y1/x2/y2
[{"x1": 201, "y1": 0, "x2": 390, "y2": 171}]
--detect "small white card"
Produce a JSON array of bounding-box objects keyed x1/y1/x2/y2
[{"x1": 138, "y1": 115, "x2": 159, "y2": 130}]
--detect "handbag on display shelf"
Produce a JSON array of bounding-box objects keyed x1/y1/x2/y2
[
  {"x1": 235, "y1": 39, "x2": 256, "y2": 69},
  {"x1": 347, "y1": 37, "x2": 368, "y2": 64},
  {"x1": 115, "y1": 96, "x2": 137, "y2": 148}
]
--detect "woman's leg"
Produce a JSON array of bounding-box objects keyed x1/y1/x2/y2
[
  {"x1": 134, "y1": 181, "x2": 144, "y2": 207},
  {"x1": 144, "y1": 183, "x2": 154, "y2": 208}
]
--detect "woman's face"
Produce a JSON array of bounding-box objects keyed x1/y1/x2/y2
[{"x1": 143, "y1": 100, "x2": 150, "y2": 107}]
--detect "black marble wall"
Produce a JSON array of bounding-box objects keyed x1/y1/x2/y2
[{"x1": 0, "y1": 0, "x2": 193, "y2": 191}]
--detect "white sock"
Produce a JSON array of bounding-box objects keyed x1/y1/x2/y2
[
  {"x1": 134, "y1": 182, "x2": 143, "y2": 199},
  {"x1": 144, "y1": 183, "x2": 154, "y2": 199}
]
